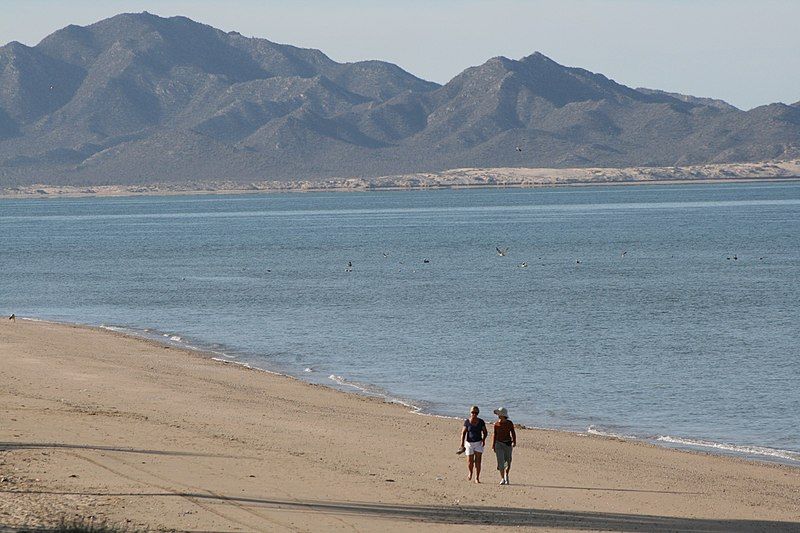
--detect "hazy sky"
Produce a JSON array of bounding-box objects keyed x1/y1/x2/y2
[{"x1": 2, "y1": 0, "x2": 798, "y2": 110}]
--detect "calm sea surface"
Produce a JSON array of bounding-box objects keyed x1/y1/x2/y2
[{"x1": 2, "y1": 183, "x2": 799, "y2": 464}]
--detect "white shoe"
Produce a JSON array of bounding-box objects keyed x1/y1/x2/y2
[
  {"x1": 504, "y1": 476, "x2": 510, "y2": 485},
  {"x1": 499, "y1": 479, "x2": 507, "y2": 485}
]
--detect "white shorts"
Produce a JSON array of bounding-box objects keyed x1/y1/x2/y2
[{"x1": 465, "y1": 440, "x2": 484, "y2": 455}]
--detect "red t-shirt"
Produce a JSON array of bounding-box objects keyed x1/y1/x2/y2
[{"x1": 494, "y1": 419, "x2": 516, "y2": 444}]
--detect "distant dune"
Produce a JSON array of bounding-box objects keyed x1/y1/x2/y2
[{"x1": 2, "y1": 159, "x2": 798, "y2": 198}]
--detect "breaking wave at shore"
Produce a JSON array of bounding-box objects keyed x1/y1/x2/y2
[
  {"x1": 588, "y1": 426, "x2": 800, "y2": 464},
  {"x1": 656, "y1": 435, "x2": 800, "y2": 463}
]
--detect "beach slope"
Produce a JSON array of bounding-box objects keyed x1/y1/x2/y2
[{"x1": 1, "y1": 319, "x2": 798, "y2": 531}]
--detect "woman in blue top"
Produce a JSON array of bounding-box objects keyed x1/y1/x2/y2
[{"x1": 458, "y1": 405, "x2": 488, "y2": 483}]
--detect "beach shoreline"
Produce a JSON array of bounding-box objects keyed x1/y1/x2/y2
[
  {"x1": 25, "y1": 316, "x2": 800, "y2": 469},
  {"x1": 1, "y1": 318, "x2": 799, "y2": 531}
]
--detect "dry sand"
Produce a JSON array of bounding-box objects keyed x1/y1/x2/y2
[{"x1": 1, "y1": 319, "x2": 798, "y2": 532}]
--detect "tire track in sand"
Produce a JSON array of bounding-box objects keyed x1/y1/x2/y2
[{"x1": 65, "y1": 450, "x2": 298, "y2": 532}]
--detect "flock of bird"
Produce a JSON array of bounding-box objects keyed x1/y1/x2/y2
[{"x1": 341, "y1": 246, "x2": 760, "y2": 272}]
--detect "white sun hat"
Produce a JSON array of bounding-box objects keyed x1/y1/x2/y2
[{"x1": 493, "y1": 407, "x2": 509, "y2": 418}]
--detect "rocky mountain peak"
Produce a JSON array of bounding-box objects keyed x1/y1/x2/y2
[{"x1": 0, "y1": 12, "x2": 797, "y2": 186}]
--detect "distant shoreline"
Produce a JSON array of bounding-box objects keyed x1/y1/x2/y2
[{"x1": 2, "y1": 160, "x2": 800, "y2": 200}]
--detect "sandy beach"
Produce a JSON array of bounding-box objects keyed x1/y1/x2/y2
[{"x1": 1, "y1": 319, "x2": 798, "y2": 531}]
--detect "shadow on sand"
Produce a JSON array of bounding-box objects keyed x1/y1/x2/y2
[
  {"x1": 2, "y1": 490, "x2": 797, "y2": 531},
  {"x1": 0, "y1": 441, "x2": 253, "y2": 460}
]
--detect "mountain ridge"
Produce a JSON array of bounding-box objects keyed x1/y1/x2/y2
[{"x1": 0, "y1": 12, "x2": 797, "y2": 186}]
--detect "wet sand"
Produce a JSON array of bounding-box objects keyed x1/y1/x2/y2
[{"x1": 1, "y1": 319, "x2": 798, "y2": 531}]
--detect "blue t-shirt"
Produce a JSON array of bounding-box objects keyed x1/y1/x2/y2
[{"x1": 464, "y1": 417, "x2": 486, "y2": 442}]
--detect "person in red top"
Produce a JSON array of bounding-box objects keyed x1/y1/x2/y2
[{"x1": 491, "y1": 407, "x2": 516, "y2": 485}]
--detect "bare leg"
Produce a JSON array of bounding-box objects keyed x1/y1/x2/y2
[
  {"x1": 467, "y1": 454, "x2": 474, "y2": 480},
  {"x1": 474, "y1": 451, "x2": 482, "y2": 483}
]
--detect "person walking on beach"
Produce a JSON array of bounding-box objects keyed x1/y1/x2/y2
[
  {"x1": 459, "y1": 405, "x2": 488, "y2": 483},
  {"x1": 492, "y1": 407, "x2": 516, "y2": 485}
]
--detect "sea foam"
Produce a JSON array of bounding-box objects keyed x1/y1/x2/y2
[
  {"x1": 656, "y1": 435, "x2": 800, "y2": 463},
  {"x1": 586, "y1": 426, "x2": 639, "y2": 440}
]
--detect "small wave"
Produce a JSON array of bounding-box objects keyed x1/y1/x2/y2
[
  {"x1": 656, "y1": 435, "x2": 800, "y2": 463},
  {"x1": 98, "y1": 324, "x2": 241, "y2": 364},
  {"x1": 587, "y1": 426, "x2": 639, "y2": 440},
  {"x1": 211, "y1": 357, "x2": 282, "y2": 375},
  {"x1": 328, "y1": 374, "x2": 371, "y2": 394},
  {"x1": 212, "y1": 357, "x2": 250, "y2": 369},
  {"x1": 326, "y1": 374, "x2": 456, "y2": 418},
  {"x1": 386, "y1": 397, "x2": 423, "y2": 414}
]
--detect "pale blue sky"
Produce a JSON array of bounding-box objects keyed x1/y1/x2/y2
[{"x1": 2, "y1": 0, "x2": 798, "y2": 110}]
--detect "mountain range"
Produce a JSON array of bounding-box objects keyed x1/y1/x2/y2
[{"x1": 1, "y1": 12, "x2": 799, "y2": 186}]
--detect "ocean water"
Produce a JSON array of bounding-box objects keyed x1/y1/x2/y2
[{"x1": 2, "y1": 183, "x2": 799, "y2": 465}]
